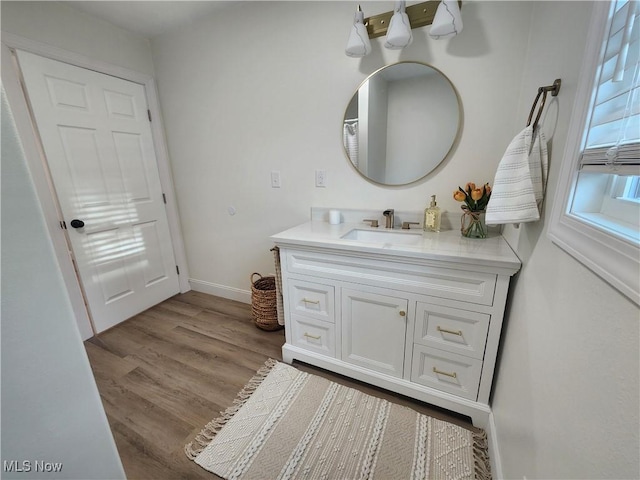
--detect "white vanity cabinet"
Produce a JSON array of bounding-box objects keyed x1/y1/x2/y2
[{"x1": 272, "y1": 221, "x2": 521, "y2": 426}]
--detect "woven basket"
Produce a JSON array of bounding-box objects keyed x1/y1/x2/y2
[{"x1": 250, "y1": 273, "x2": 281, "y2": 331}]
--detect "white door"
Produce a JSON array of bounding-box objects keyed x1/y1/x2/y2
[
  {"x1": 16, "y1": 50, "x2": 180, "y2": 334},
  {"x1": 341, "y1": 288, "x2": 408, "y2": 378}
]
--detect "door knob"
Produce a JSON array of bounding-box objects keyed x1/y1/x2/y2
[
  {"x1": 399, "y1": 310, "x2": 406, "y2": 317},
  {"x1": 70, "y1": 219, "x2": 85, "y2": 228}
]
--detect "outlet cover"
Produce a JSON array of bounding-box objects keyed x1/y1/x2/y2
[
  {"x1": 271, "y1": 171, "x2": 281, "y2": 188},
  {"x1": 315, "y1": 170, "x2": 327, "y2": 187}
]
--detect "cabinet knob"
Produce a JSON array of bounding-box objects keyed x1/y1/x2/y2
[{"x1": 399, "y1": 310, "x2": 406, "y2": 317}]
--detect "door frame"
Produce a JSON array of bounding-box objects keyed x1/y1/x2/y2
[{"x1": 2, "y1": 33, "x2": 191, "y2": 339}]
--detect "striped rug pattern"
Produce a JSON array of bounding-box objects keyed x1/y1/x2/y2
[{"x1": 186, "y1": 360, "x2": 491, "y2": 480}]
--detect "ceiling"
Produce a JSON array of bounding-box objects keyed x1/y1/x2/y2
[{"x1": 61, "y1": 1, "x2": 238, "y2": 38}]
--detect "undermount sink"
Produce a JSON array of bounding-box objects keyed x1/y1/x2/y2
[{"x1": 340, "y1": 228, "x2": 423, "y2": 246}]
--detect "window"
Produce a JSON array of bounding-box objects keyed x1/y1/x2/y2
[
  {"x1": 621, "y1": 175, "x2": 640, "y2": 201},
  {"x1": 549, "y1": 0, "x2": 639, "y2": 305}
]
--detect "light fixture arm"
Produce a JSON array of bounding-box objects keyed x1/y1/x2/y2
[{"x1": 364, "y1": 0, "x2": 462, "y2": 38}]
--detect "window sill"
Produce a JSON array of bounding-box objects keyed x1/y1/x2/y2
[
  {"x1": 571, "y1": 212, "x2": 639, "y2": 244},
  {"x1": 548, "y1": 211, "x2": 639, "y2": 305}
]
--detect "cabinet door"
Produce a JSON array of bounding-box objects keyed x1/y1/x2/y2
[{"x1": 341, "y1": 288, "x2": 408, "y2": 378}]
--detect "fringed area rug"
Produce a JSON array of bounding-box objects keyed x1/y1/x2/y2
[{"x1": 186, "y1": 360, "x2": 491, "y2": 480}]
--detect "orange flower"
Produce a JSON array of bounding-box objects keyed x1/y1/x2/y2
[
  {"x1": 465, "y1": 182, "x2": 476, "y2": 193},
  {"x1": 453, "y1": 190, "x2": 466, "y2": 202},
  {"x1": 471, "y1": 188, "x2": 484, "y2": 201},
  {"x1": 484, "y1": 183, "x2": 491, "y2": 194}
]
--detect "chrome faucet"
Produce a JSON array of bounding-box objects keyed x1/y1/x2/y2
[{"x1": 383, "y1": 209, "x2": 395, "y2": 229}]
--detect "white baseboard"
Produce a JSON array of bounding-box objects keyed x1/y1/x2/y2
[
  {"x1": 188, "y1": 278, "x2": 251, "y2": 304},
  {"x1": 486, "y1": 411, "x2": 503, "y2": 479}
]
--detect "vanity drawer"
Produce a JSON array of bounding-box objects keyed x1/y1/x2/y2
[
  {"x1": 290, "y1": 314, "x2": 336, "y2": 357},
  {"x1": 288, "y1": 279, "x2": 335, "y2": 323},
  {"x1": 411, "y1": 345, "x2": 482, "y2": 401},
  {"x1": 284, "y1": 250, "x2": 497, "y2": 306},
  {"x1": 414, "y1": 303, "x2": 490, "y2": 360}
]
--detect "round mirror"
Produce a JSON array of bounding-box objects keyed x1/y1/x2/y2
[{"x1": 343, "y1": 62, "x2": 461, "y2": 186}]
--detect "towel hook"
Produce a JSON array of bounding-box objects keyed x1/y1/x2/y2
[{"x1": 527, "y1": 79, "x2": 561, "y2": 130}]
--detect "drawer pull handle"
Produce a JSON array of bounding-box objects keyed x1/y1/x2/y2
[
  {"x1": 433, "y1": 367, "x2": 458, "y2": 379},
  {"x1": 437, "y1": 326, "x2": 463, "y2": 336},
  {"x1": 303, "y1": 332, "x2": 322, "y2": 340},
  {"x1": 302, "y1": 298, "x2": 320, "y2": 305},
  {"x1": 399, "y1": 310, "x2": 406, "y2": 317}
]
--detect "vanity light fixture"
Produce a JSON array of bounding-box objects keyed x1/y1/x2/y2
[
  {"x1": 345, "y1": 5, "x2": 372, "y2": 57},
  {"x1": 384, "y1": 1, "x2": 413, "y2": 50},
  {"x1": 345, "y1": 1, "x2": 463, "y2": 57},
  {"x1": 429, "y1": 0, "x2": 463, "y2": 39}
]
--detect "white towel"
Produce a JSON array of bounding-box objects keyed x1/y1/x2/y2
[{"x1": 486, "y1": 125, "x2": 548, "y2": 225}]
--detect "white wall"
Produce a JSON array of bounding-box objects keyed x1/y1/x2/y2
[
  {"x1": 1, "y1": 86, "x2": 125, "y2": 479},
  {"x1": 1, "y1": 1, "x2": 154, "y2": 76},
  {"x1": 366, "y1": 74, "x2": 388, "y2": 183},
  {"x1": 386, "y1": 72, "x2": 458, "y2": 184},
  {"x1": 151, "y1": 1, "x2": 531, "y2": 299},
  {"x1": 1, "y1": 3, "x2": 155, "y2": 477},
  {"x1": 491, "y1": 2, "x2": 640, "y2": 478}
]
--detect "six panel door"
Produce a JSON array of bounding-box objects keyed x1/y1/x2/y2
[{"x1": 17, "y1": 50, "x2": 180, "y2": 333}]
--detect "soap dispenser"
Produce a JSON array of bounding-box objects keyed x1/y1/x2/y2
[{"x1": 424, "y1": 195, "x2": 441, "y2": 232}]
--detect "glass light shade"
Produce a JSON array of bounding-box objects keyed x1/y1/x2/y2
[
  {"x1": 384, "y1": 1, "x2": 413, "y2": 50},
  {"x1": 429, "y1": 0, "x2": 463, "y2": 39},
  {"x1": 345, "y1": 9, "x2": 372, "y2": 57}
]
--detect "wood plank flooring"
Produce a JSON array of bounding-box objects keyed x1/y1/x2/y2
[{"x1": 85, "y1": 291, "x2": 473, "y2": 480}]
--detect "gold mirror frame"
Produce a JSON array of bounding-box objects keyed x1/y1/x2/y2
[{"x1": 343, "y1": 61, "x2": 462, "y2": 186}]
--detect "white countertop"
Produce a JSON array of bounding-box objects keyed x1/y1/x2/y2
[{"x1": 271, "y1": 221, "x2": 522, "y2": 274}]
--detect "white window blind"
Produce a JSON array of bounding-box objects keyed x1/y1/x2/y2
[{"x1": 580, "y1": 0, "x2": 640, "y2": 169}]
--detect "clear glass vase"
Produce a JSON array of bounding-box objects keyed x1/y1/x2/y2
[{"x1": 461, "y1": 209, "x2": 487, "y2": 238}]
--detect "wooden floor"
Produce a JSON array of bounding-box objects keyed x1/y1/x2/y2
[{"x1": 85, "y1": 291, "x2": 473, "y2": 480}]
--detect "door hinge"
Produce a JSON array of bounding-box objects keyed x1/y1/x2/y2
[
  {"x1": 176, "y1": 265, "x2": 180, "y2": 275},
  {"x1": 162, "y1": 193, "x2": 167, "y2": 204},
  {"x1": 147, "y1": 109, "x2": 152, "y2": 122},
  {"x1": 60, "y1": 220, "x2": 67, "y2": 229}
]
